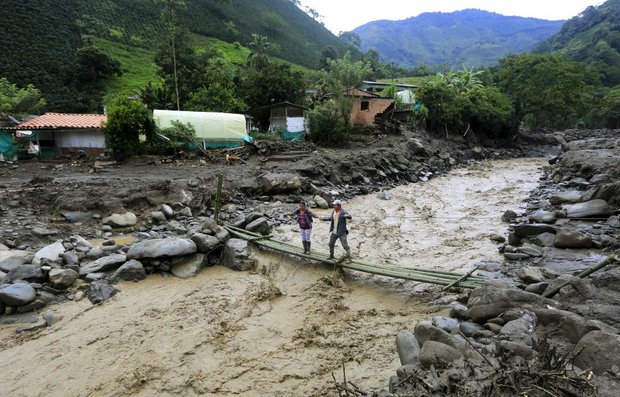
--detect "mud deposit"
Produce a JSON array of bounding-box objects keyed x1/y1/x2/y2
[{"x1": 0, "y1": 158, "x2": 545, "y2": 396}]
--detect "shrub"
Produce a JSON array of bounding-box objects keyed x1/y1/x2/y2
[{"x1": 307, "y1": 100, "x2": 348, "y2": 147}]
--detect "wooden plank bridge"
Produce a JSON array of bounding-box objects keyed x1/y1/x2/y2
[{"x1": 224, "y1": 226, "x2": 487, "y2": 289}]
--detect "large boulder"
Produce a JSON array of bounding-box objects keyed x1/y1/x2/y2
[
  {"x1": 245, "y1": 217, "x2": 270, "y2": 235},
  {"x1": 48, "y1": 268, "x2": 79, "y2": 289},
  {"x1": 127, "y1": 238, "x2": 197, "y2": 260},
  {"x1": 171, "y1": 254, "x2": 206, "y2": 278},
  {"x1": 102, "y1": 212, "x2": 137, "y2": 227},
  {"x1": 33, "y1": 241, "x2": 66, "y2": 265},
  {"x1": 86, "y1": 281, "x2": 119, "y2": 304},
  {"x1": 112, "y1": 260, "x2": 146, "y2": 282},
  {"x1": 549, "y1": 191, "x2": 582, "y2": 205},
  {"x1": 0, "y1": 284, "x2": 37, "y2": 306},
  {"x1": 79, "y1": 254, "x2": 127, "y2": 276},
  {"x1": 396, "y1": 330, "x2": 420, "y2": 366},
  {"x1": 7, "y1": 265, "x2": 44, "y2": 282},
  {"x1": 260, "y1": 172, "x2": 302, "y2": 194},
  {"x1": 534, "y1": 308, "x2": 604, "y2": 344},
  {"x1": 467, "y1": 286, "x2": 556, "y2": 323},
  {"x1": 419, "y1": 341, "x2": 463, "y2": 369},
  {"x1": 573, "y1": 331, "x2": 620, "y2": 375},
  {"x1": 0, "y1": 250, "x2": 34, "y2": 272},
  {"x1": 528, "y1": 209, "x2": 556, "y2": 224},
  {"x1": 512, "y1": 224, "x2": 556, "y2": 238},
  {"x1": 191, "y1": 233, "x2": 221, "y2": 253},
  {"x1": 554, "y1": 229, "x2": 593, "y2": 249},
  {"x1": 563, "y1": 199, "x2": 613, "y2": 219},
  {"x1": 222, "y1": 239, "x2": 255, "y2": 271}
]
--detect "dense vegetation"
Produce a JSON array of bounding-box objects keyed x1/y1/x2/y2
[
  {"x1": 352, "y1": 9, "x2": 564, "y2": 68},
  {"x1": 0, "y1": 0, "x2": 348, "y2": 112},
  {"x1": 536, "y1": 0, "x2": 620, "y2": 86}
]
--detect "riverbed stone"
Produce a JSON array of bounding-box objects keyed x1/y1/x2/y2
[
  {"x1": 419, "y1": 341, "x2": 463, "y2": 369},
  {"x1": 563, "y1": 199, "x2": 613, "y2": 219},
  {"x1": 513, "y1": 224, "x2": 556, "y2": 238},
  {"x1": 79, "y1": 254, "x2": 127, "y2": 276},
  {"x1": 7, "y1": 265, "x2": 44, "y2": 282},
  {"x1": 528, "y1": 209, "x2": 556, "y2": 224},
  {"x1": 467, "y1": 286, "x2": 556, "y2": 323},
  {"x1": 150, "y1": 211, "x2": 167, "y2": 224},
  {"x1": 314, "y1": 195, "x2": 329, "y2": 209},
  {"x1": 191, "y1": 233, "x2": 220, "y2": 253},
  {"x1": 222, "y1": 239, "x2": 255, "y2": 271},
  {"x1": 0, "y1": 250, "x2": 34, "y2": 272},
  {"x1": 432, "y1": 316, "x2": 460, "y2": 333},
  {"x1": 517, "y1": 244, "x2": 543, "y2": 257},
  {"x1": 127, "y1": 238, "x2": 197, "y2": 259},
  {"x1": 60, "y1": 251, "x2": 79, "y2": 266},
  {"x1": 0, "y1": 283, "x2": 37, "y2": 306},
  {"x1": 112, "y1": 260, "x2": 146, "y2": 282},
  {"x1": 171, "y1": 254, "x2": 205, "y2": 278},
  {"x1": 459, "y1": 321, "x2": 484, "y2": 337},
  {"x1": 48, "y1": 268, "x2": 79, "y2": 289},
  {"x1": 260, "y1": 172, "x2": 302, "y2": 194},
  {"x1": 534, "y1": 308, "x2": 602, "y2": 344},
  {"x1": 525, "y1": 282, "x2": 549, "y2": 295},
  {"x1": 531, "y1": 232, "x2": 556, "y2": 247},
  {"x1": 245, "y1": 217, "x2": 270, "y2": 235},
  {"x1": 554, "y1": 229, "x2": 593, "y2": 249},
  {"x1": 501, "y1": 210, "x2": 518, "y2": 223},
  {"x1": 516, "y1": 266, "x2": 545, "y2": 284},
  {"x1": 449, "y1": 303, "x2": 470, "y2": 320},
  {"x1": 102, "y1": 212, "x2": 137, "y2": 227},
  {"x1": 396, "y1": 330, "x2": 420, "y2": 366},
  {"x1": 33, "y1": 241, "x2": 65, "y2": 265},
  {"x1": 87, "y1": 281, "x2": 118, "y2": 304},
  {"x1": 160, "y1": 204, "x2": 174, "y2": 219},
  {"x1": 549, "y1": 191, "x2": 582, "y2": 205},
  {"x1": 504, "y1": 252, "x2": 530, "y2": 261},
  {"x1": 573, "y1": 331, "x2": 620, "y2": 375}
]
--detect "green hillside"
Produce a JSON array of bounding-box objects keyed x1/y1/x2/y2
[
  {"x1": 535, "y1": 0, "x2": 620, "y2": 86},
  {"x1": 0, "y1": 0, "x2": 346, "y2": 112},
  {"x1": 353, "y1": 9, "x2": 564, "y2": 68}
]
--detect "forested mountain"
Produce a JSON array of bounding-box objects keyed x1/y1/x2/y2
[
  {"x1": 536, "y1": 0, "x2": 620, "y2": 86},
  {"x1": 0, "y1": 0, "x2": 347, "y2": 112},
  {"x1": 352, "y1": 9, "x2": 564, "y2": 68}
]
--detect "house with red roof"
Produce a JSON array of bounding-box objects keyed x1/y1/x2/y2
[{"x1": 12, "y1": 113, "x2": 107, "y2": 158}]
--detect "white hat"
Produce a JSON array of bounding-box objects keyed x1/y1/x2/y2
[{"x1": 332, "y1": 199, "x2": 342, "y2": 205}]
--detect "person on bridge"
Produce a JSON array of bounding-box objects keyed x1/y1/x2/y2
[
  {"x1": 292, "y1": 200, "x2": 318, "y2": 254},
  {"x1": 322, "y1": 199, "x2": 353, "y2": 260}
]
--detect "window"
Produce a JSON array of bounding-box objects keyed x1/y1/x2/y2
[{"x1": 361, "y1": 101, "x2": 369, "y2": 111}]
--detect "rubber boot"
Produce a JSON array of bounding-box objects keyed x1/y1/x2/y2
[
  {"x1": 302, "y1": 241, "x2": 308, "y2": 254},
  {"x1": 329, "y1": 247, "x2": 334, "y2": 259},
  {"x1": 307, "y1": 242, "x2": 311, "y2": 253},
  {"x1": 346, "y1": 248, "x2": 352, "y2": 262}
]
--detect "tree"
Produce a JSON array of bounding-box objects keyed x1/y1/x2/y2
[
  {"x1": 155, "y1": 0, "x2": 187, "y2": 110},
  {"x1": 498, "y1": 54, "x2": 599, "y2": 130},
  {"x1": 0, "y1": 78, "x2": 46, "y2": 118},
  {"x1": 76, "y1": 46, "x2": 122, "y2": 84},
  {"x1": 319, "y1": 45, "x2": 339, "y2": 70},
  {"x1": 248, "y1": 33, "x2": 272, "y2": 72},
  {"x1": 594, "y1": 85, "x2": 620, "y2": 128},
  {"x1": 241, "y1": 62, "x2": 305, "y2": 109},
  {"x1": 104, "y1": 97, "x2": 155, "y2": 159}
]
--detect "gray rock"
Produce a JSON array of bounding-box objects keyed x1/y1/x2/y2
[
  {"x1": 549, "y1": 191, "x2": 582, "y2": 205},
  {"x1": 396, "y1": 330, "x2": 420, "y2": 366},
  {"x1": 504, "y1": 252, "x2": 530, "y2": 261},
  {"x1": 43, "y1": 311, "x2": 63, "y2": 326},
  {"x1": 60, "y1": 251, "x2": 79, "y2": 266},
  {"x1": 0, "y1": 243, "x2": 9, "y2": 251},
  {"x1": 48, "y1": 268, "x2": 79, "y2": 289},
  {"x1": 16, "y1": 299, "x2": 46, "y2": 313},
  {"x1": 214, "y1": 227, "x2": 230, "y2": 242},
  {"x1": 414, "y1": 321, "x2": 468, "y2": 354},
  {"x1": 517, "y1": 244, "x2": 543, "y2": 258},
  {"x1": 87, "y1": 281, "x2": 119, "y2": 304},
  {"x1": 112, "y1": 260, "x2": 146, "y2": 281},
  {"x1": 102, "y1": 212, "x2": 137, "y2": 227},
  {"x1": 0, "y1": 270, "x2": 6, "y2": 284},
  {"x1": 127, "y1": 238, "x2": 197, "y2": 259},
  {"x1": 230, "y1": 215, "x2": 247, "y2": 228},
  {"x1": 531, "y1": 232, "x2": 556, "y2": 247},
  {"x1": 178, "y1": 207, "x2": 192, "y2": 217},
  {"x1": 79, "y1": 254, "x2": 127, "y2": 276},
  {"x1": 0, "y1": 283, "x2": 37, "y2": 306},
  {"x1": 459, "y1": 322, "x2": 485, "y2": 337},
  {"x1": 498, "y1": 313, "x2": 536, "y2": 346},
  {"x1": 432, "y1": 316, "x2": 460, "y2": 333},
  {"x1": 501, "y1": 210, "x2": 518, "y2": 223},
  {"x1": 607, "y1": 215, "x2": 620, "y2": 228},
  {"x1": 160, "y1": 204, "x2": 174, "y2": 219},
  {"x1": 314, "y1": 195, "x2": 329, "y2": 209},
  {"x1": 260, "y1": 172, "x2": 302, "y2": 193},
  {"x1": 0, "y1": 250, "x2": 34, "y2": 272},
  {"x1": 246, "y1": 217, "x2": 270, "y2": 235},
  {"x1": 525, "y1": 282, "x2": 549, "y2": 295},
  {"x1": 564, "y1": 199, "x2": 613, "y2": 218},
  {"x1": 33, "y1": 241, "x2": 65, "y2": 265},
  {"x1": 171, "y1": 254, "x2": 205, "y2": 278},
  {"x1": 513, "y1": 224, "x2": 556, "y2": 238},
  {"x1": 222, "y1": 239, "x2": 255, "y2": 271},
  {"x1": 150, "y1": 211, "x2": 167, "y2": 224},
  {"x1": 467, "y1": 286, "x2": 556, "y2": 323},
  {"x1": 534, "y1": 308, "x2": 603, "y2": 344},
  {"x1": 61, "y1": 211, "x2": 92, "y2": 223},
  {"x1": 554, "y1": 229, "x2": 593, "y2": 249},
  {"x1": 450, "y1": 303, "x2": 470, "y2": 320},
  {"x1": 419, "y1": 341, "x2": 463, "y2": 369},
  {"x1": 573, "y1": 331, "x2": 620, "y2": 375},
  {"x1": 516, "y1": 266, "x2": 545, "y2": 284},
  {"x1": 497, "y1": 340, "x2": 536, "y2": 360},
  {"x1": 0, "y1": 313, "x2": 40, "y2": 325},
  {"x1": 484, "y1": 323, "x2": 503, "y2": 334},
  {"x1": 528, "y1": 209, "x2": 556, "y2": 224},
  {"x1": 191, "y1": 233, "x2": 220, "y2": 253},
  {"x1": 245, "y1": 212, "x2": 263, "y2": 224},
  {"x1": 7, "y1": 264, "x2": 44, "y2": 282},
  {"x1": 32, "y1": 227, "x2": 59, "y2": 237}
]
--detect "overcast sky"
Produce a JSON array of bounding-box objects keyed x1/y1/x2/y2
[{"x1": 298, "y1": 0, "x2": 606, "y2": 34}]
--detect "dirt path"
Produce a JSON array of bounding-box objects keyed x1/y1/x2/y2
[{"x1": 0, "y1": 158, "x2": 545, "y2": 397}]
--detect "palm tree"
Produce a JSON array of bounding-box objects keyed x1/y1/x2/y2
[{"x1": 248, "y1": 34, "x2": 271, "y2": 71}]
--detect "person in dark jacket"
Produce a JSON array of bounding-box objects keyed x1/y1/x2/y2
[
  {"x1": 292, "y1": 200, "x2": 318, "y2": 253},
  {"x1": 322, "y1": 199, "x2": 352, "y2": 260}
]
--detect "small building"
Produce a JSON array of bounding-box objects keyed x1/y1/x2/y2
[
  {"x1": 13, "y1": 113, "x2": 107, "y2": 159},
  {"x1": 153, "y1": 110, "x2": 250, "y2": 148},
  {"x1": 346, "y1": 88, "x2": 395, "y2": 126},
  {"x1": 247, "y1": 102, "x2": 307, "y2": 138}
]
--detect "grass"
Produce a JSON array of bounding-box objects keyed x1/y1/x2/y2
[{"x1": 86, "y1": 36, "x2": 159, "y2": 102}]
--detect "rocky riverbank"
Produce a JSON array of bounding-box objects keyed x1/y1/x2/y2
[{"x1": 381, "y1": 129, "x2": 619, "y2": 397}]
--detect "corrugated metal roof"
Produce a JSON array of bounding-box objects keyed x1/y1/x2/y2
[{"x1": 16, "y1": 113, "x2": 107, "y2": 129}]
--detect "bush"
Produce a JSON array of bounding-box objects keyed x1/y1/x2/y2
[
  {"x1": 104, "y1": 97, "x2": 154, "y2": 159},
  {"x1": 142, "y1": 121, "x2": 197, "y2": 155},
  {"x1": 307, "y1": 100, "x2": 348, "y2": 147}
]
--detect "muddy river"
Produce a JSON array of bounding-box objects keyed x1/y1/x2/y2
[{"x1": 0, "y1": 158, "x2": 545, "y2": 397}]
